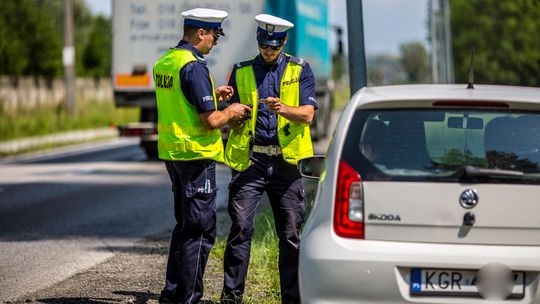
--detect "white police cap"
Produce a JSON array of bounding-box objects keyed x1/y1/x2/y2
[
  {"x1": 255, "y1": 14, "x2": 294, "y2": 46},
  {"x1": 181, "y1": 8, "x2": 228, "y2": 35}
]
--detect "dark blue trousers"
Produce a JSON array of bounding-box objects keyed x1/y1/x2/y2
[
  {"x1": 222, "y1": 153, "x2": 306, "y2": 304},
  {"x1": 163, "y1": 160, "x2": 217, "y2": 304}
]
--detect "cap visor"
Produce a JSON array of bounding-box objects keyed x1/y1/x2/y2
[
  {"x1": 256, "y1": 35, "x2": 283, "y2": 47},
  {"x1": 216, "y1": 27, "x2": 225, "y2": 36}
]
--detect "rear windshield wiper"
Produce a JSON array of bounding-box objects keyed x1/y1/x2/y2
[{"x1": 460, "y1": 166, "x2": 524, "y2": 179}]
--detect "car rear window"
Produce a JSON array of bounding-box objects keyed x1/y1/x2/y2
[{"x1": 342, "y1": 109, "x2": 540, "y2": 184}]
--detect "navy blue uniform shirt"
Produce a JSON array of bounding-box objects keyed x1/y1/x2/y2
[
  {"x1": 176, "y1": 40, "x2": 216, "y2": 113},
  {"x1": 228, "y1": 52, "x2": 317, "y2": 145}
]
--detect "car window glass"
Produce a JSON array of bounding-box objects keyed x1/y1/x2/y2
[{"x1": 343, "y1": 109, "x2": 540, "y2": 183}]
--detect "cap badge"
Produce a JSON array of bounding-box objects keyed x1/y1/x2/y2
[{"x1": 266, "y1": 24, "x2": 275, "y2": 34}]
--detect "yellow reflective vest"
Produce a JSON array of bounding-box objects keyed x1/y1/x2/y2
[
  {"x1": 224, "y1": 55, "x2": 313, "y2": 171},
  {"x1": 153, "y1": 49, "x2": 224, "y2": 161}
]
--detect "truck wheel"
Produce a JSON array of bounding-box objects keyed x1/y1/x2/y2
[{"x1": 141, "y1": 140, "x2": 158, "y2": 159}]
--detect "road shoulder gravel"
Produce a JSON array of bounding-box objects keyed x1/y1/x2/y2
[
  {"x1": 8, "y1": 229, "x2": 226, "y2": 304},
  {"x1": 8, "y1": 206, "x2": 235, "y2": 304}
]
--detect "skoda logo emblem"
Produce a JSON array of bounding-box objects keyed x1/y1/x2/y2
[{"x1": 459, "y1": 189, "x2": 479, "y2": 209}]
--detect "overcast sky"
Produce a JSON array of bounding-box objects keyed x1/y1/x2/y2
[{"x1": 85, "y1": 0, "x2": 429, "y2": 56}]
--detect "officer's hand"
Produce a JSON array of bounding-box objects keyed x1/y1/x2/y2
[
  {"x1": 226, "y1": 103, "x2": 251, "y2": 121},
  {"x1": 215, "y1": 86, "x2": 234, "y2": 102},
  {"x1": 261, "y1": 97, "x2": 283, "y2": 114}
]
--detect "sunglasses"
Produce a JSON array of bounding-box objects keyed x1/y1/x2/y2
[
  {"x1": 204, "y1": 29, "x2": 219, "y2": 41},
  {"x1": 259, "y1": 44, "x2": 282, "y2": 51}
]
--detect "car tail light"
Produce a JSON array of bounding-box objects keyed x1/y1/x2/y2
[{"x1": 334, "y1": 159, "x2": 364, "y2": 239}]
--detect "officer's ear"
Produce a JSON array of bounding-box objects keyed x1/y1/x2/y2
[
  {"x1": 197, "y1": 28, "x2": 206, "y2": 40},
  {"x1": 283, "y1": 37, "x2": 287, "y2": 46}
]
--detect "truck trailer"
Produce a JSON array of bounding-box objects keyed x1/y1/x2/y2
[{"x1": 112, "y1": 0, "x2": 334, "y2": 157}]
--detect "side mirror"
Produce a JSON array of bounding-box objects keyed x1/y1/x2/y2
[{"x1": 298, "y1": 155, "x2": 326, "y2": 179}]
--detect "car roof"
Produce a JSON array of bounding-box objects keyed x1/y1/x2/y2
[{"x1": 353, "y1": 84, "x2": 540, "y2": 109}]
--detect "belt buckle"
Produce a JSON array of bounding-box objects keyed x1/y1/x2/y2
[{"x1": 268, "y1": 146, "x2": 278, "y2": 156}]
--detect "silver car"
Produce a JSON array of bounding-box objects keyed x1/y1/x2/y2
[{"x1": 298, "y1": 84, "x2": 540, "y2": 303}]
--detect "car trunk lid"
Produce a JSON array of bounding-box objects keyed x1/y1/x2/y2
[{"x1": 363, "y1": 181, "x2": 540, "y2": 245}]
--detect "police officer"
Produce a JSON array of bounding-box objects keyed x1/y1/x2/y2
[
  {"x1": 221, "y1": 14, "x2": 317, "y2": 304},
  {"x1": 153, "y1": 8, "x2": 251, "y2": 304}
]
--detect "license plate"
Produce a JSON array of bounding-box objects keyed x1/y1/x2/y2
[{"x1": 410, "y1": 268, "x2": 525, "y2": 298}]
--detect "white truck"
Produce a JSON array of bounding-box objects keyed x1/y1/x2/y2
[{"x1": 112, "y1": 0, "x2": 334, "y2": 157}]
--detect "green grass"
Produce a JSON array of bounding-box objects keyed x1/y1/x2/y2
[
  {"x1": 210, "y1": 208, "x2": 281, "y2": 304},
  {"x1": 0, "y1": 100, "x2": 139, "y2": 141}
]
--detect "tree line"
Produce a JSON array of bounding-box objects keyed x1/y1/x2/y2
[
  {"x1": 451, "y1": 0, "x2": 540, "y2": 86},
  {"x1": 397, "y1": 0, "x2": 540, "y2": 86},
  {"x1": 0, "y1": 0, "x2": 110, "y2": 81}
]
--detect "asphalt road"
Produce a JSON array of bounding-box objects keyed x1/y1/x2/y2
[
  {"x1": 0, "y1": 139, "x2": 165, "y2": 301},
  {"x1": 0, "y1": 138, "x2": 232, "y2": 302}
]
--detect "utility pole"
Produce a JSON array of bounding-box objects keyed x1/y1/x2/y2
[
  {"x1": 442, "y1": 0, "x2": 454, "y2": 83},
  {"x1": 346, "y1": 0, "x2": 367, "y2": 95},
  {"x1": 63, "y1": 0, "x2": 76, "y2": 114},
  {"x1": 430, "y1": 0, "x2": 454, "y2": 84}
]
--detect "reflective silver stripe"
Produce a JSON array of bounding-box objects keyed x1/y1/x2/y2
[{"x1": 252, "y1": 145, "x2": 282, "y2": 156}]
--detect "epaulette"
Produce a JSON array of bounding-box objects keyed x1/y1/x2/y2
[
  {"x1": 285, "y1": 55, "x2": 306, "y2": 67},
  {"x1": 235, "y1": 60, "x2": 254, "y2": 68}
]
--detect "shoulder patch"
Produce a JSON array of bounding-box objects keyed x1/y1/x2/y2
[
  {"x1": 286, "y1": 55, "x2": 306, "y2": 67},
  {"x1": 235, "y1": 60, "x2": 254, "y2": 68}
]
